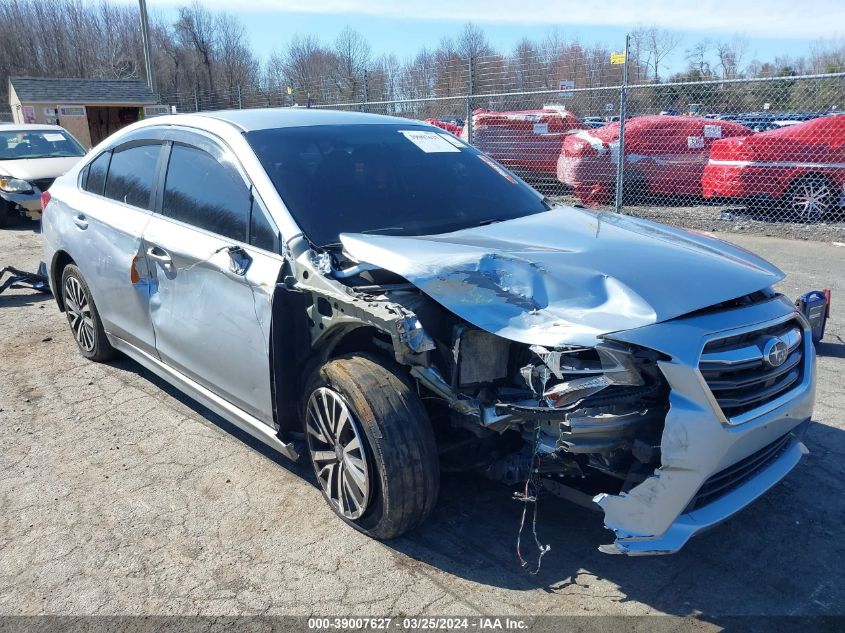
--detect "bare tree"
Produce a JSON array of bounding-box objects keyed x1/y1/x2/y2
[
  {"x1": 176, "y1": 2, "x2": 217, "y2": 94},
  {"x1": 715, "y1": 35, "x2": 749, "y2": 79},
  {"x1": 685, "y1": 39, "x2": 712, "y2": 77},
  {"x1": 274, "y1": 35, "x2": 337, "y2": 104},
  {"x1": 333, "y1": 27, "x2": 370, "y2": 101},
  {"x1": 630, "y1": 27, "x2": 652, "y2": 82},
  {"x1": 643, "y1": 27, "x2": 681, "y2": 81},
  {"x1": 216, "y1": 12, "x2": 258, "y2": 98}
]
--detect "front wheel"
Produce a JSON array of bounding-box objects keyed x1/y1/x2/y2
[
  {"x1": 303, "y1": 354, "x2": 440, "y2": 539},
  {"x1": 61, "y1": 264, "x2": 117, "y2": 362}
]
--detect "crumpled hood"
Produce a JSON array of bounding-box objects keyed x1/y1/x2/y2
[
  {"x1": 0, "y1": 157, "x2": 82, "y2": 180},
  {"x1": 339, "y1": 207, "x2": 784, "y2": 348}
]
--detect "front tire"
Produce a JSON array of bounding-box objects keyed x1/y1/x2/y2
[
  {"x1": 303, "y1": 354, "x2": 440, "y2": 539},
  {"x1": 61, "y1": 264, "x2": 117, "y2": 362}
]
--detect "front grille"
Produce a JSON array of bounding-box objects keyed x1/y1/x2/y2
[
  {"x1": 699, "y1": 319, "x2": 804, "y2": 419},
  {"x1": 31, "y1": 178, "x2": 54, "y2": 192},
  {"x1": 685, "y1": 432, "x2": 792, "y2": 512}
]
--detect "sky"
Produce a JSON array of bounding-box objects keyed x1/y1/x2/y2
[{"x1": 134, "y1": 0, "x2": 844, "y2": 74}]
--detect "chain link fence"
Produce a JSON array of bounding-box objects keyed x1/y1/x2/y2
[{"x1": 158, "y1": 58, "x2": 845, "y2": 240}]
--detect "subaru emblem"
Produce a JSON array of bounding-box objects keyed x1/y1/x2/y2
[{"x1": 763, "y1": 336, "x2": 788, "y2": 368}]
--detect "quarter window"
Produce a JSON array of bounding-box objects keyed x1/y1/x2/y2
[
  {"x1": 250, "y1": 198, "x2": 280, "y2": 252},
  {"x1": 103, "y1": 144, "x2": 160, "y2": 209},
  {"x1": 162, "y1": 144, "x2": 250, "y2": 243},
  {"x1": 83, "y1": 151, "x2": 111, "y2": 196}
]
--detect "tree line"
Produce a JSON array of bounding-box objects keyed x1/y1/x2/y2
[{"x1": 0, "y1": 0, "x2": 842, "y2": 114}]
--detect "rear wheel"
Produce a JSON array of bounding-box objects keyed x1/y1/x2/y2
[
  {"x1": 61, "y1": 264, "x2": 117, "y2": 362},
  {"x1": 786, "y1": 175, "x2": 836, "y2": 222},
  {"x1": 303, "y1": 354, "x2": 440, "y2": 539}
]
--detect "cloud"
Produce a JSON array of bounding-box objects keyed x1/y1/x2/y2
[{"x1": 141, "y1": 0, "x2": 843, "y2": 39}]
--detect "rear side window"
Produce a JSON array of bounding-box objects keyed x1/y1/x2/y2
[
  {"x1": 103, "y1": 144, "x2": 160, "y2": 209},
  {"x1": 83, "y1": 151, "x2": 111, "y2": 196},
  {"x1": 162, "y1": 144, "x2": 250, "y2": 243}
]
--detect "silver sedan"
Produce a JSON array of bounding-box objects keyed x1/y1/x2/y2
[{"x1": 41, "y1": 109, "x2": 815, "y2": 557}]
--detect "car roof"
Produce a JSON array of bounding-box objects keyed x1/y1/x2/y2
[
  {"x1": 186, "y1": 108, "x2": 434, "y2": 132},
  {"x1": 0, "y1": 123, "x2": 66, "y2": 132}
]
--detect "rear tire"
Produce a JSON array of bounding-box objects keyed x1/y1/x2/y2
[
  {"x1": 303, "y1": 354, "x2": 440, "y2": 539},
  {"x1": 785, "y1": 175, "x2": 836, "y2": 223},
  {"x1": 60, "y1": 264, "x2": 117, "y2": 362}
]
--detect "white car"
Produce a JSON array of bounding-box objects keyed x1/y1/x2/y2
[{"x1": 0, "y1": 123, "x2": 86, "y2": 227}]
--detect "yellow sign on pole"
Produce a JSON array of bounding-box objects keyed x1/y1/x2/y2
[
  {"x1": 610, "y1": 52, "x2": 626, "y2": 65},
  {"x1": 286, "y1": 86, "x2": 293, "y2": 95}
]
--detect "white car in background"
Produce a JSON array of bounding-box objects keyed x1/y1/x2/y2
[{"x1": 0, "y1": 123, "x2": 86, "y2": 228}]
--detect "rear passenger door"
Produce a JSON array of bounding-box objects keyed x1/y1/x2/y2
[
  {"x1": 142, "y1": 132, "x2": 284, "y2": 426},
  {"x1": 72, "y1": 141, "x2": 162, "y2": 355}
]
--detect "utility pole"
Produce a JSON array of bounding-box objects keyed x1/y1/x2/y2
[
  {"x1": 465, "y1": 56, "x2": 474, "y2": 145},
  {"x1": 138, "y1": 0, "x2": 155, "y2": 93},
  {"x1": 613, "y1": 34, "x2": 630, "y2": 214}
]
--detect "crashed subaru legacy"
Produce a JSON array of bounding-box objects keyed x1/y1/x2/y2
[{"x1": 41, "y1": 109, "x2": 815, "y2": 555}]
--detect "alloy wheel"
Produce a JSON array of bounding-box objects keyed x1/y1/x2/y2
[
  {"x1": 791, "y1": 179, "x2": 831, "y2": 222},
  {"x1": 63, "y1": 276, "x2": 95, "y2": 352},
  {"x1": 305, "y1": 387, "x2": 371, "y2": 519}
]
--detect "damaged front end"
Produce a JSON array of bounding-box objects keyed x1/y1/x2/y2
[
  {"x1": 461, "y1": 332, "x2": 670, "y2": 491},
  {"x1": 288, "y1": 211, "x2": 814, "y2": 557}
]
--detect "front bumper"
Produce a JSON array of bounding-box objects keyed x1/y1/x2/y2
[
  {"x1": 595, "y1": 295, "x2": 816, "y2": 555},
  {"x1": 1, "y1": 190, "x2": 43, "y2": 219}
]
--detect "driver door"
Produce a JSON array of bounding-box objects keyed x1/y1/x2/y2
[{"x1": 143, "y1": 134, "x2": 284, "y2": 425}]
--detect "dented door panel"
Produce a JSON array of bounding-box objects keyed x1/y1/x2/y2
[
  {"x1": 143, "y1": 215, "x2": 282, "y2": 425},
  {"x1": 55, "y1": 186, "x2": 158, "y2": 354}
]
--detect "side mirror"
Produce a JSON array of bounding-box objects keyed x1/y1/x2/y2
[{"x1": 227, "y1": 245, "x2": 252, "y2": 276}]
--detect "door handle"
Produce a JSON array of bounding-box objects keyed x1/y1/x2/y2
[
  {"x1": 72, "y1": 213, "x2": 88, "y2": 230},
  {"x1": 146, "y1": 246, "x2": 172, "y2": 266}
]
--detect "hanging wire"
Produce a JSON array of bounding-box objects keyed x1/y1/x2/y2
[{"x1": 514, "y1": 422, "x2": 551, "y2": 575}]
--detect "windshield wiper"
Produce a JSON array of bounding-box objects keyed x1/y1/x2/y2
[
  {"x1": 360, "y1": 227, "x2": 405, "y2": 235},
  {"x1": 477, "y1": 218, "x2": 506, "y2": 226}
]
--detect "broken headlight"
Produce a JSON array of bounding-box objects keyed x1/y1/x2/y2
[{"x1": 523, "y1": 343, "x2": 646, "y2": 408}]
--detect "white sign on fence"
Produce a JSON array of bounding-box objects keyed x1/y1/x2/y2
[
  {"x1": 605, "y1": 102, "x2": 615, "y2": 112},
  {"x1": 558, "y1": 79, "x2": 575, "y2": 98}
]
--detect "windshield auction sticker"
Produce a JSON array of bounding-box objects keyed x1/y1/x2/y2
[{"x1": 400, "y1": 130, "x2": 460, "y2": 153}]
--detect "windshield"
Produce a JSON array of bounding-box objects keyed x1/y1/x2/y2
[
  {"x1": 246, "y1": 124, "x2": 548, "y2": 247},
  {"x1": 0, "y1": 129, "x2": 86, "y2": 160}
]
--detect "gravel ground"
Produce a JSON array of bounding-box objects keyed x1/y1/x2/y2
[{"x1": 1, "y1": 219, "x2": 844, "y2": 624}]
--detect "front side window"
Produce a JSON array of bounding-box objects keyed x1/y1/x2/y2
[
  {"x1": 162, "y1": 144, "x2": 251, "y2": 243},
  {"x1": 246, "y1": 124, "x2": 549, "y2": 248},
  {"x1": 103, "y1": 143, "x2": 161, "y2": 209}
]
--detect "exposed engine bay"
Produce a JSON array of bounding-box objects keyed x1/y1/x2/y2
[
  {"x1": 272, "y1": 207, "x2": 814, "y2": 560},
  {"x1": 282, "y1": 234, "x2": 674, "y2": 566}
]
